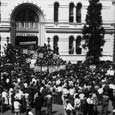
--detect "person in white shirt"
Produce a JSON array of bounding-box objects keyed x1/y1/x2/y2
[
  {"x1": 8, "y1": 88, "x2": 14, "y2": 106},
  {"x1": 57, "y1": 84, "x2": 62, "y2": 104},
  {"x1": 28, "y1": 110, "x2": 34, "y2": 115},
  {"x1": 97, "y1": 85, "x2": 103, "y2": 104},
  {"x1": 69, "y1": 86, "x2": 75, "y2": 96},
  {"x1": 2, "y1": 89, "x2": 8, "y2": 105},
  {"x1": 62, "y1": 86, "x2": 70, "y2": 106},
  {"x1": 87, "y1": 93, "x2": 94, "y2": 115},
  {"x1": 78, "y1": 90, "x2": 85, "y2": 113},
  {"x1": 65, "y1": 99, "x2": 74, "y2": 115},
  {"x1": 1, "y1": 89, "x2": 9, "y2": 112},
  {"x1": 24, "y1": 91, "x2": 30, "y2": 111},
  {"x1": 74, "y1": 94, "x2": 81, "y2": 115},
  {"x1": 26, "y1": 108, "x2": 34, "y2": 115},
  {"x1": 14, "y1": 99, "x2": 21, "y2": 115},
  {"x1": 15, "y1": 89, "x2": 23, "y2": 101},
  {"x1": 62, "y1": 85, "x2": 70, "y2": 98},
  {"x1": 45, "y1": 92, "x2": 52, "y2": 115},
  {"x1": 69, "y1": 85, "x2": 75, "y2": 106}
]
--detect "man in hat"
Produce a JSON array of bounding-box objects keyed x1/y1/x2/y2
[
  {"x1": 45, "y1": 91, "x2": 52, "y2": 115},
  {"x1": 113, "y1": 89, "x2": 115, "y2": 114},
  {"x1": 34, "y1": 91, "x2": 44, "y2": 115},
  {"x1": 65, "y1": 99, "x2": 74, "y2": 115}
]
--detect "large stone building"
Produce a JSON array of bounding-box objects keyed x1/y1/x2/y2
[{"x1": 0, "y1": 0, "x2": 115, "y2": 63}]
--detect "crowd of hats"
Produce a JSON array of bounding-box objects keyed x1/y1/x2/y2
[
  {"x1": 0, "y1": 43, "x2": 114, "y2": 86},
  {"x1": 0, "y1": 43, "x2": 31, "y2": 71},
  {"x1": 0, "y1": 43, "x2": 66, "y2": 85},
  {"x1": 65, "y1": 60, "x2": 115, "y2": 86},
  {"x1": 0, "y1": 43, "x2": 34, "y2": 88},
  {"x1": 0, "y1": 43, "x2": 115, "y2": 114},
  {"x1": 35, "y1": 44, "x2": 66, "y2": 66}
]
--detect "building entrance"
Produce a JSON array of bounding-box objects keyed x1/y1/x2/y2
[
  {"x1": 15, "y1": 36, "x2": 38, "y2": 46},
  {"x1": 15, "y1": 36, "x2": 38, "y2": 58},
  {"x1": 10, "y1": 3, "x2": 45, "y2": 46}
]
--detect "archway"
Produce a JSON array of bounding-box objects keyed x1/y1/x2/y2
[{"x1": 10, "y1": 3, "x2": 45, "y2": 46}]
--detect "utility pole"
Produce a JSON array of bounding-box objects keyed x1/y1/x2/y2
[
  {"x1": 0, "y1": 1, "x2": 1, "y2": 56},
  {"x1": 0, "y1": 1, "x2": 1, "y2": 23},
  {"x1": 112, "y1": 0, "x2": 115, "y2": 64},
  {"x1": 112, "y1": 0, "x2": 115, "y2": 75}
]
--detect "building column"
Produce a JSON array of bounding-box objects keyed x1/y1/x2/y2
[
  {"x1": 73, "y1": 38, "x2": 76, "y2": 54},
  {"x1": 10, "y1": 21, "x2": 16, "y2": 46},
  {"x1": 74, "y1": 6, "x2": 76, "y2": 23},
  {"x1": 39, "y1": 22, "x2": 45, "y2": 46}
]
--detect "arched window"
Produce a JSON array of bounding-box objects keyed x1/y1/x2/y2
[
  {"x1": 53, "y1": 36, "x2": 59, "y2": 54},
  {"x1": 76, "y1": 3, "x2": 82, "y2": 23},
  {"x1": 15, "y1": 8, "x2": 39, "y2": 29},
  {"x1": 69, "y1": 3, "x2": 74, "y2": 23},
  {"x1": 54, "y1": 2, "x2": 59, "y2": 22},
  {"x1": 15, "y1": 8, "x2": 39, "y2": 22},
  {"x1": 76, "y1": 36, "x2": 81, "y2": 46},
  {"x1": 69, "y1": 36, "x2": 74, "y2": 54},
  {"x1": 76, "y1": 36, "x2": 82, "y2": 54}
]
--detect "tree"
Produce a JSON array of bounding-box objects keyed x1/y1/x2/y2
[{"x1": 82, "y1": 0, "x2": 105, "y2": 64}]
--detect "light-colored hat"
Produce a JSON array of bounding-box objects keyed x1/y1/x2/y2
[{"x1": 28, "y1": 111, "x2": 34, "y2": 115}]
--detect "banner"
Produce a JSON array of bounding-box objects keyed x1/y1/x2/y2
[{"x1": 34, "y1": 65, "x2": 66, "y2": 73}]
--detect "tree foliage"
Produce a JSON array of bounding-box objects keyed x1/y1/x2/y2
[{"x1": 82, "y1": 0, "x2": 105, "y2": 64}]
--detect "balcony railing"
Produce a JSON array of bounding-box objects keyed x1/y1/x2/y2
[{"x1": 16, "y1": 22, "x2": 39, "y2": 31}]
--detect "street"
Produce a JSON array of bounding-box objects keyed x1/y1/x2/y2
[{"x1": 0, "y1": 100, "x2": 114, "y2": 115}]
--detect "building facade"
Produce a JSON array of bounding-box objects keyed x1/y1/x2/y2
[{"x1": 0, "y1": 0, "x2": 115, "y2": 63}]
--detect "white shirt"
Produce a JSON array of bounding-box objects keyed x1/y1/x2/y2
[
  {"x1": 62, "y1": 88, "x2": 69, "y2": 96},
  {"x1": 109, "y1": 84, "x2": 115, "y2": 90},
  {"x1": 69, "y1": 88, "x2": 75, "y2": 96},
  {"x1": 40, "y1": 87, "x2": 44, "y2": 93},
  {"x1": 66, "y1": 103, "x2": 74, "y2": 111},
  {"x1": 106, "y1": 69, "x2": 114, "y2": 76},
  {"x1": 56, "y1": 80, "x2": 61, "y2": 85},
  {"x1": 24, "y1": 93, "x2": 29, "y2": 99},
  {"x1": 74, "y1": 98, "x2": 81, "y2": 108},
  {"x1": 17, "y1": 78, "x2": 21, "y2": 83},
  {"x1": 79, "y1": 93, "x2": 85, "y2": 100},
  {"x1": 14, "y1": 101, "x2": 21, "y2": 110},
  {"x1": 28, "y1": 111, "x2": 34, "y2": 115},
  {"x1": 6, "y1": 78, "x2": 9, "y2": 83},
  {"x1": 2, "y1": 91, "x2": 8, "y2": 104},
  {"x1": 9, "y1": 88, "x2": 14, "y2": 105},
  {"x1": 69, "y1": 81, "x2": 73, "y2": 86},
  {"x1": 87, "y1": 98, "x2": 93, "y2": 104},
  {"x1": 24, "y1": 83, "x2": 28, "y2": 88},
  {"x1": 57, "y1": 86, "x2": 62, "y2": 92},
  {"x1": 98, "y1": 88, "x2": 103, "y2": 94},
  {"x1": 2, "y1": 91, "x2": 7, "y2": 97},
  {"x1": 15, "y1": 91, "x2": 23, "y2": 100}
]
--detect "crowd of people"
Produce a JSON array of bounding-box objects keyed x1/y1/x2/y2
[
  {"x1": 0, "y1": 43, "x2": 115, "y2": 115},
  {"x1": 35, "y1": 43, "x2": 66, "y2": 66}
]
